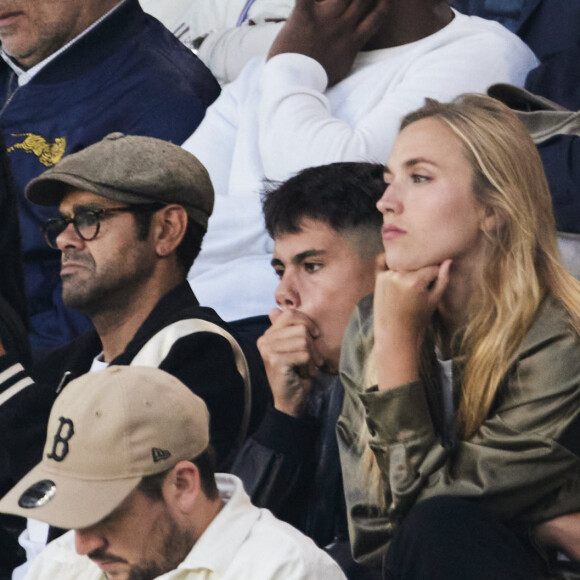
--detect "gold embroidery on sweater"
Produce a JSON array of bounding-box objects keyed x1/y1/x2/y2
[{"x1": 7, "y1": 133, "x2": 66, "y2": 167}]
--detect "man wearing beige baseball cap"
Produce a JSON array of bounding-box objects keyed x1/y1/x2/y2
[
  {"x1": 0, "y1": 366, "x2": 345, "y2": 580},
  {"x1": 0, "y1": 133, "x2": 258, "y2": 576}
]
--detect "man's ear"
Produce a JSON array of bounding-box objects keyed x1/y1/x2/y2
[
  {"x1": 162, "y1": 461, "x2": 201, "y2": 515},
  {"x1": 151, "y1": 205, "x2": 188, "y2": 257}
]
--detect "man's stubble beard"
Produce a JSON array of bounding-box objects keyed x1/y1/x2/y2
[
  {"x1": 61, "y1": 246, "x2": 155, "y2": 318},
  {"x1": 125, "y1": 520, "x2": 194, "y2": 580}
]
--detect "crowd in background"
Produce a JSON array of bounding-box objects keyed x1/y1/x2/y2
[{"x1": 0, "y1": 1, "x2": 578, "y2": 579}]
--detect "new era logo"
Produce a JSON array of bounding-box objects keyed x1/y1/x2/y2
[{"x1": 152, "y1": 448, "x2": 171, "y2": 463}]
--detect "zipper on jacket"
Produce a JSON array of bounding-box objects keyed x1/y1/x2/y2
[{"x1": 0, "y1": 71, "x2": 19, "y2": 117}]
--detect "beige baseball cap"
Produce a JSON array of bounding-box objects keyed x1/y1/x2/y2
[
  {"x1": 0, "y1": 366, "x2": 210, "y2": 529},
  {"x1": 24, "y1": 132, "x2": 214, "y2": 230}
]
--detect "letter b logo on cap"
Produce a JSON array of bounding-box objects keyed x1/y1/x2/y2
[{"x1": 47, "y1": 417, "x2": 75, "y2": 462}]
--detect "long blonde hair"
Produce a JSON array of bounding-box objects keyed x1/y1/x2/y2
[{"x1": 370, "y1": 94, "x2": 580, "y2": 439}]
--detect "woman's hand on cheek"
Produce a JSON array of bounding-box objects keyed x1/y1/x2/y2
[{"x1": 373, "y1": 259, "x2": 452, "y2": 390}]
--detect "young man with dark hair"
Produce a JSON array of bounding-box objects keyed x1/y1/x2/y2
[
  {"x1": 0, "y1": 134, "x2": 251, "y2": 576},
  {"x1": 232, "y1": 162, "x2": 384, "y2": 579},
  {"x1": 262, "y1": 161, "x2": 386, "y2": 247},
  {"x1": 0, "y1": 366, "x2": 346, "y2": 580}
]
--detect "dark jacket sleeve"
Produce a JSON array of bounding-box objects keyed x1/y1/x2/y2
[
  {"x1": 231, "y1": 406, "x2": 320, "y2": 522},
  {"x1": 0, "y1": 354, "x2": 57, "y2": 496},
  {"x1": 0, "y1": 138, "x2": 30, "y2": 365}
]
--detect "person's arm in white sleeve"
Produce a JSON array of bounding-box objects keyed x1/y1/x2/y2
[
  {"x1": 181, "y1": 76, "x2": 243, "y2": 196},
  {"x1": 198, "y1": 21, "x2": 287, "y2": 85},
  {"x1": 258, "y1": 0, "x2": 537, "y2": 180},
  {"x1": 194, "y1": 0, "x2": 294, "y2": 84}
]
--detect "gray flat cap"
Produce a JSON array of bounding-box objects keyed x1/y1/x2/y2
[{"x1": 25, "y1": 133, "x2": 214, "y2": 230}]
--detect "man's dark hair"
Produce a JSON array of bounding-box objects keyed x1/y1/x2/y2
[
  {"x1": 137, "y1": 446, "x2": 219, "y2": 501},
  {"x1": 262, "y1": 162, "x2": 385, "y2": 240},
  {"x1": 133, "y1": 208, "x2": 205, "y2": 276}
]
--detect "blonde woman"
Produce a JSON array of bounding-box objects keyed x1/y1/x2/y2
[{"x1": 338, "y1": 94, "x2": 580, "y2": 580}]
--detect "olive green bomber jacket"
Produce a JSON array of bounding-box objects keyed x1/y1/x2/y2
[{"x1": 337, "y1": 293, "x2": 580, "y2": 577}]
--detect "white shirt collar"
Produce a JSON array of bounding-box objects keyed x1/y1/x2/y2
[
  {"x1": 173, "y1": 474, "x2": 261, "y2": 576},
  {"x1": 1, "y1": 0, "x2": 126, "y2": 87}
]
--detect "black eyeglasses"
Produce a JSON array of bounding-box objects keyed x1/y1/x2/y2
[{"x1": 40, "y1": 203, "x2": 163, "y2": 249}]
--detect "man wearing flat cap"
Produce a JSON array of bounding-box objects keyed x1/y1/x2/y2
[
  {"x1": 0, "y1": 366, "x2": 346, "y2": 580},
  {"x1": 0, "y1": 133, "x2": 252, "y2": 576},
  {"x1": 0, "y1": 0, "x2": 221, "y2": 354}
]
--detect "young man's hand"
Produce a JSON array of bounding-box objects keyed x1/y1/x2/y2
[
  {"x1": 258, "y1": 308, "x2": 324, "y2": 418},
  {"x1": 268, "y1": 0, "x2": 389, "y2": 86}
]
